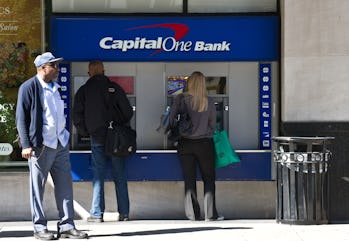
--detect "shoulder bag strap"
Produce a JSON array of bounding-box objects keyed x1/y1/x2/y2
[{"x1": 106, "y1": 83, "x2": 114, "y2": 128}]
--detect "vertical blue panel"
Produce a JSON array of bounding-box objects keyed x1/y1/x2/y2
[
  {"x1": 259, "y1": 63, "x2": 272, "y2": 149},
  {"x1": 58, "y1": 63, "x2": 70, "y2": 131}
]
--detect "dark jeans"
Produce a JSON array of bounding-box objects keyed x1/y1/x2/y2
[
  {"x1": 90, "y1": 138, "x2": 129, "y2": 218},
  {"x1": 177, "y1": 138, "x2": 218, "y2": 220}
]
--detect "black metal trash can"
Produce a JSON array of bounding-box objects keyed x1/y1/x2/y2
[{"x1": 272, "y1": 136, "x2": 334, "y2": 225}]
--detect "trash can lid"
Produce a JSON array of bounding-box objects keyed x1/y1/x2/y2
[
  {"x1": 272, "y1": 136, "x2": 335, "y2": 141},
  {"x1": 272, "y1": 136, "x2": 335, "y2": 145}
]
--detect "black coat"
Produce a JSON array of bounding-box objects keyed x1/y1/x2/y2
[{"x1": 73, "y1": 74, "x2": 133, "y2": 144}]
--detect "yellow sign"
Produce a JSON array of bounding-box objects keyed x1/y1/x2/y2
[{"x1": 0, "y1": 0, "x2": 42, "y2": 95}]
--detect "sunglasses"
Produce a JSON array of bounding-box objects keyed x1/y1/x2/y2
[{"x1": 46, "y1": 62, "x2": 59, "y2": 68}]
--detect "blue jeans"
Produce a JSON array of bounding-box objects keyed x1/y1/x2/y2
[{"x1": 90, "y1": 138, "x2": 129, "y2": 218}]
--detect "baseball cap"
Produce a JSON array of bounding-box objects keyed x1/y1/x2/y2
[{"x1": 34, "y1": 52, "x2": 63, "y2": 67}]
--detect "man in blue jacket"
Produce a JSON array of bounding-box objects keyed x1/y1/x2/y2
[{"x1": 16, "y1": 52, "x2": 87, "y2": 240}]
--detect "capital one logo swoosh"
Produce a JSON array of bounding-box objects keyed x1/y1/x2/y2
[{"x1": 127, "y1": 23, "x2": 189, "y2": 56}]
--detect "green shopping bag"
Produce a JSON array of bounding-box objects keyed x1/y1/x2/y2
[{"x1": 213, "y1": 129, "x2": 240, "y2": 169}]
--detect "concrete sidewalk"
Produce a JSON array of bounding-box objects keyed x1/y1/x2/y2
[{"x1": 1, "y1": 219, "x2": 349, "y2": 241}]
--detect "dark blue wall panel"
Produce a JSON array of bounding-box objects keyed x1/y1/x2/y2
[{"x1": 70, "y1": 151, "x2": 272, "y2": 181}]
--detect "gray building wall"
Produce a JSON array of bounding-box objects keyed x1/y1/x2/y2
[
  {"x1": 281, "y1": 0, "x2": 349, "y2": 122},
  {"x1": 280, "y1": 0, "x2": 349, "y2": 221},
  {"x1": 0, "y1": 173, "x2": 275, "y2": 221}
]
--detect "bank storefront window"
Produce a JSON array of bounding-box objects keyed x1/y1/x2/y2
[
  {"x1": 52, "y1": 0, "x2": 183, "y2": 13},
  {"x1": 188, "y1": 0, "x2": 277, "y2": 13},
  {"x1": 52, "y1": 0, "x2": 277, "y2": 14}
]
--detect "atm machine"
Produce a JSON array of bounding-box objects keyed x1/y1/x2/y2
[
  {"x1": 64, "y1": 61, "x2": 276, "y2": 181},
  {"x1": 70, "y1": 64, "x2": 136, "y2": 150},
  {"x1": 166, "y1": 75, "x2": 229, "y2": 149}
]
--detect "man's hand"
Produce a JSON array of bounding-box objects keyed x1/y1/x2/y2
[{"x1": 22, "y1": 147, "x2": 33, "y2": 159}]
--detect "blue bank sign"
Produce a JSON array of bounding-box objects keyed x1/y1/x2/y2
[{"x1": 51, "y1": 16, "x2": 279, "y2": 61}]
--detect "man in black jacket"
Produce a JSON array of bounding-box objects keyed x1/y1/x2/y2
[{"x1": 73, "y1": 60, "x2": 133, "y2": 222}]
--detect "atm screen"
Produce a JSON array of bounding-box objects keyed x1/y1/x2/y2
[{"x1": 167, "y1": 76, "x2": 226, "y2": 95}]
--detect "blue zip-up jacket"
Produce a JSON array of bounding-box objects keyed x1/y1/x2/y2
[{"x1": 16, "y1": 76, "x2": 44, "y2": 149}]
